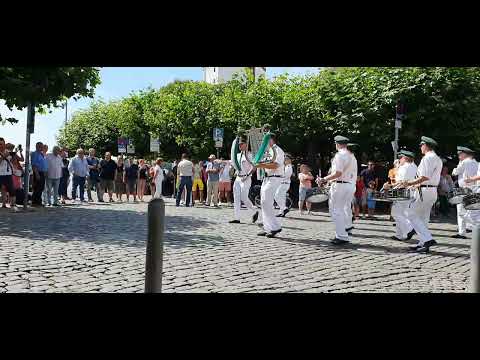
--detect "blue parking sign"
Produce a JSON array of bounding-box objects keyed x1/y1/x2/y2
[{"x1": 213, "y1": 128, "x2": 224, "y2": 141}]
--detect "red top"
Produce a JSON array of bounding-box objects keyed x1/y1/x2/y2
[{"x1": 355, "y1": 179, "x2": 365, "y2": 197}]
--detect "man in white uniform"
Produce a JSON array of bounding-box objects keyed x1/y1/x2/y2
[
  {"x1": 256, "y1": 133, "x2": 285, "y2": 238},
  {"x1": 403, "y1": 136, "x2": 443, "y2": 253},
  {"x1": 451, "y1": 146, "x2": 478, "y2": 239},
  {"x1": 274, "y1": 155, "x2": 293, "y2": 218},
  {"x1": 463, "y1": 157, "x2": 480, "y2": 225},
  {"x1": 345, "y1": 143, "x2": 358, "y2": 234},
  {"x1": 317, "y1": 136, "x2": 357, "y2": 245},
  {"x1": 388, "y1": 150, "x2": 418, "y2": 241},
  {"x1": 229, "y1": 134, "x2": 259, "y2": 224}
]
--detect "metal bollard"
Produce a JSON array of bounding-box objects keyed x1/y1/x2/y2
[
  {"x1": 471, "y1": 225, "x2": 480, "y2": 293},
  {"x1": 145, "y1": 198, "x2": 165, "y2": 293}
]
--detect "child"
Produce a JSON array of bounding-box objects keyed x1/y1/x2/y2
[
  {"x1": 298, "y1": 164, "x2": 314, "y2": 215},
  {"x1": 366, "y1": 180, "x2": 377, "y2": 219}
]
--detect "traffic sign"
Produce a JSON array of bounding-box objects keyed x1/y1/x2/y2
[
  {"x1": 213, "y1": 128, "x2": 224, "y2": 141},
  {"x1": 150, "y1": 138, "x2": 160, "y2": 152},
  {"x1": 215, "y1": 140, "x2": 223, "y2": 148},
  {"x1": 118, "y1": 138, "x2": 127, "y2": 154}
]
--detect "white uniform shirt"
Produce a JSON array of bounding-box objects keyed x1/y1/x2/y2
[
  {"x1": 265, "y1": 144, "x2": 285, "y2": 177},
  {"x1": 417, "y1": 151, "x2": 442, "y2": 186},
  {"x1": 396, "y1": 162, "x2": 418, "y2": 181},
  {"x1": 331, "y1": 148, "x2": 356, "y2": 183},
  {"x1": 237, "y1": 152, "x2": 254, "y2": 176},
  {"x1": 282, "y1": 164, "x2": 293, "y2": 184},
  {"x1": 452, "y1": 157, "x2": 478, "y2": 188},
  {"x1": 349, "y1": 151, "x2": 357, "y2": 181}
]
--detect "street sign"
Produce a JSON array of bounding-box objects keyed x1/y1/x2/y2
[
  {"x1": 150, "y1": 138, "x2": 160, "y2": 152},
  {"x1": 395, "y1": 120, "x2": 402, "y2": 129},
  {"x1": 213, "y1": 128, "x2": 224, "y2": 141},
  {"x1": 391, "y1": 141, "x2": 398, "y2": 152},
  {"x1": 127, "y1": 138, "x2": 135, "y2": 154},
  {"x1": 118, "y1": 138, "x2": 127, "y2": 154},
  {"x1": 215, "y1": 140, "x2": 223, "y2": 148}
]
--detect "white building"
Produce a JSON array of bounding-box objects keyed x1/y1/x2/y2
[{"x1": 203, "y1": 67, "x2": 266, "y2": 84}]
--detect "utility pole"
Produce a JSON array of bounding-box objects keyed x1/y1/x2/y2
[
  {"x1": 394, "y1": 100, "x2": 406, "y2": 161},
  {"x1": 23, "y1": 102, "x2": 35, "y2": 210},
  {"x1": 64, "y1": 100, "x2": 68, "y2": 126}
]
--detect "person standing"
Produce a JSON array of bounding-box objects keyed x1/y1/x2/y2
[
  {"x1": 360, "y1": 161, "x2": 378, "y2": 218},
  {"x1": 219, "y1": 159, "x2": 233, "y2": 206},
  {"x1": 192, "y1": 159, "x2": 205, "y2": 205},
  {"x1": 344, "y1": 143, "x2": 358, "y2": 233},
  {"x1": 256, "y1": 133, "x2": 285, "y2": 238},
  {"x1": 153, "y1": 158, "x2": 165, "y2": 199},
  {"x1": 45, "y1": 146, "x2": 63, "y2": 206},
  {"x1": 317, "y1": 136, "x2": 357, "y2": 245},
  {"x1": 137, "y1": 159, "x2": 148, "y2": 202},
  {"x1": 99, "y1": 152, "x2": 117, "y2": 203},
  {"x1": 205, "y1": 154, "x2": 221, "y2": 207},
  {"x1": 31, "y1": 142, "x2": 48, "y2": 207},
  {"x1": 402, "y1": 136, "x2": 443, "y2": 253},
  {"x1": 274, "y1": 155, "x2": 293, "y2": 217},
  {"x1": 86, "y1": 148, "x2": 100, "y2": 202},
  {"x1": 451, "y1": 146, "x2": 478, "y2": 239},
  {"x1": 388, "y1": 150, "x2": 418, "y2": 241},
  {"x1": 115, "y1": 156, "x2": 126, "y2": 202},
  {"x1": 438, "y1": 165, "x2": 454, "y2": 217},
  {"x1": 68, "y1": 149, "x2": 90, "y2": 203},
  {"x1": 58, "y1": 149, "x2": 70, "y2": 205},
  {"x1": 298, "y1": 164, "x2": 314, "y2": 215},
  {"x1": 176, "y1": 153, "x2": 194, "y2": 207},
  {"x1": 125, "y1": 159, "x2": 139, "y2": 202},
  {"x1": 229, "y1": 134, "x2": 259, "y2": 224},
  {"x1": 41, "y1": 144, "x2": 49, "y2": 205},
  {"x1": 0, "y1": 138, "x2": 18, "y2": 211}
]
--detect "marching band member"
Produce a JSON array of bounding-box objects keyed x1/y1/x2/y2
[
  {"x1": 274, "y1": 155, "x2": 293, "y2": 218},
  {"x1": 451, "y1": 146, "x2": 478, "y2": 239},
  {"x1": 402, "y1": 136, "x2": 443, "y2": 253},
  {"x1": 317, "y1": 136, "x2": 356, "y2": 245},
  {"x1": 256, "y1": 133, "x2": 285, "y2": 238},
  {"x1": 462, "y1": 156, "x2": 480, "y2": 226},
  {"x1": 345, "y1": 143, "x2": 358, "y2": 234},
  {"x1": 387, "y1": 150, "x2": 417, "y2": 241},
  {"x1": 229, "y1": 134, "x2": 259, "y2": 224}
]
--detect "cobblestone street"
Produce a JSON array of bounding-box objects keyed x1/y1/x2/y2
[{"x1": 0, "y1": 197, "x2": 471, "y2": 293}]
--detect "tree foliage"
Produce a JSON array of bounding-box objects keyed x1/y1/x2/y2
[
  {"x1": 0, "y1": 67, "x2": 101, "y2": 125},
  {"x1": 57, "y1": 67, "x2": 480, "y2": 163}
]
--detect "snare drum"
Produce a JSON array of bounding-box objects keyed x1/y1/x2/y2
[
  {"x1": 447, "y1": 187, "x2": 472, "y2": 205},
  {"x1": 463, "y1": 193, "x2": 480, "y2": 210},
  {"x1": 305, "y1": 187, "x2": 329, "y2": 203},
  {"x1": 372, "y1": 188, "x2": 412, "y2": 202}
]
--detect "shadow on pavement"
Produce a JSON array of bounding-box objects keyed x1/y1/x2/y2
[{"x1": 0, "y1": 206, "x2": 221, "y2": 249}]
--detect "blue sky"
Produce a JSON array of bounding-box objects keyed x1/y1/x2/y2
[{"x1": 1, "y1": 67, "x2": 320, "y2": 149}]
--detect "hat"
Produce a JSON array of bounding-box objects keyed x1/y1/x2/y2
[
  {"x1": 334, "y1": 135, "x2": 349, "y2": 144},
  {"x1": 398, "y1": 150, "x2": 415, "y2": 158},
  {"x1": 238, "y1": 133, "x2": 248, "y2": 144},
  {"x1": 419, "y1": 136, "x2": 438, "y2": 147},
  {"x1": 347, "y1": 143, "x2": 359, "y2": 148},
  {"x1": 208, "y1": 154, "x2": 216, "y2": 160},
  {"x1": 457, "y1": 146, "x2": 475, "y2": 154}
]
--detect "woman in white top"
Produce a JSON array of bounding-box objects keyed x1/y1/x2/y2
[{"x1": 153, "y1": 158, "x2": 165, "y2": 199}]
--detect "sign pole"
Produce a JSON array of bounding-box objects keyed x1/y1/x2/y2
[{"x1": 23, "y1": 102, "x2": 34, "y2": 210}]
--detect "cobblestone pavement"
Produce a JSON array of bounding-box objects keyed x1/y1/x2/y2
[{"x1": 0, "y1": 197, "x2": 471, "y2": 293}]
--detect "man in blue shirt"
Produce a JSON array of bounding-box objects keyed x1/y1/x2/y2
[
  {"x1": 86, "y1": 148, "x2": 100, "y2": 202},
  {"x1": 31, "y1": 142, "x2": 48, "y2": 206}
]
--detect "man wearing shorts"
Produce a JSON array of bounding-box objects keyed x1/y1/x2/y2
[
  {"x1": 0, "y1": 137, "x2": 18, "y2": 211},
  {"x1": 99, "y1": 152, "x2": 117, "y2": 202},
  {"x1": 192, "y1": 159, "x2": 204, "y2": 204},
  {"x1": 219, "y1": 159, "x2": 232, "y2": 206}
]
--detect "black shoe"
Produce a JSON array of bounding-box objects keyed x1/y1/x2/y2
[
  {"x1": 390, "y1": 236, "x2": 404, "y2": 241},
  {"x1": 275, "y1": 213, "x2": 284, "y2": 218},
  {"x1": 257, "y1": 231, "x2": 267, "y2": 236},
  {"x1": 257, "y1": 222, "x2": 263, "y2": 228},
  {"x1": 283, "y1": 209, "x2": 290, "y2": 217},
  {"x1": 451, "y1": 234, "x2": 468, "y2": 239},
  {"x1": 331, "y1": 238, "x2": 349, "y2": 245},
  {"x1": 408, "y1": 245, "x2": 421, "y2": 252},
  {"x1": 229, "y1": 220, "x2": 241, "y2": 224},
  {"x1": 345, "y1": 226, "x2": 354, "y2": 232},
  {"x1": 406, "y1": 229, "x2": 416, "y2": 240},
  {"x1": 392, "y1": 223, "x2": 396, "y2": 227},
  {"x1": 252, "y1": 211, "x2": 259, "y2": 223},
  {"x1": 266, "y1": 229, "x2": 282, "y2": 238},
  {"x1": 467, "y1": 229, "x2": 472, "y2": 233},
  {"x1": 423, "y1": 240, "x2": 437, "y2": 247},
  {"x1": 98, "y1": 200, "x2": 104, "y2": 203}
]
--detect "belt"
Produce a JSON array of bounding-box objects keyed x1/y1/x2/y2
[
  {"x1": 265, "y1": 175, "x2": 282, "y2": 178},
  {"x1": 420, "y1": 185, "x2": 437, "y2": 188},
  {"x1": 237, "y1": 174, "x2": 249, "y2": 177},
  {"x1": 334, "y1": 181, "x2": 352, "y2": 184}
]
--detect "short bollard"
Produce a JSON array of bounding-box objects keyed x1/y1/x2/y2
[
  {"x1": 145, "y1": 198, "x2": 165, "y2": 293},
  {"x1": 471, "y1": 225, "x2": 480, "y2": 293}
]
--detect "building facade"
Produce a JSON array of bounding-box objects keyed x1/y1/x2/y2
[{"x1": 203, "y1": 67, "x2": 266, "y2": 84}]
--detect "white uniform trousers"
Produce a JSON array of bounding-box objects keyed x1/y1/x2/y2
[
  {"x1": 391, "y1": 201, "x2": 413, "y2": 239},
  {"x1": 261, "y1": 177, "x2": 282, "y2": 232},
  {"x1": 456, "y1": 203, "x2": 468, "y2": 235},
  {"x1": 404, "y1": 188, "x2": 437, "y2": 245},
  {"x1": 274, "y1": 182, "x2": 290, "y2": 214},
  {"x1": 344, "y1": 186, "x2": 355, "y2": 230},
  {"x1": 329, "y1": 182, "x2": 355, "y2": 241},
  {"x1": 153, "y1": 179, "x2": 163, "y2": 199},
  {"x1": 233, "y1": 177, "x2": 256, "y2": 221}
]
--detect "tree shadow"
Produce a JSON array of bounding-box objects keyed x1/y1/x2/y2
[{"x1": 0, "y1": 206, "x2": 222, "y2": 250}]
